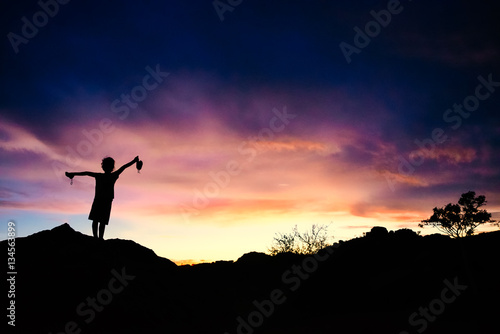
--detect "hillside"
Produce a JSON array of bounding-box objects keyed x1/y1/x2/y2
[{"x1": 3, "y1": 224, "x2": 500, "y2": 333}]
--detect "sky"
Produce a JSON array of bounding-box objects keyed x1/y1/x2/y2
[{"x1": 1, "y1": 0, "x2": 499, "y2": 264}]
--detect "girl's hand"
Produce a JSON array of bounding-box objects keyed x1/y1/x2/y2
[
  {"x1": 65, "y1": 172, "x2": 74, "y2": 179},
  {"x1": 133, "y1": 156, "x2": 139, "y2": 163}
]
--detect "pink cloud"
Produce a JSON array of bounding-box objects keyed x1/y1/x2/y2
[{"x1": 408, "y1": 146, "x2": 477, "y2": 164}]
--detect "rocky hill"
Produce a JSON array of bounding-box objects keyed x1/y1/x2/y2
[{"x1": 3, "y1": 224, "x2": 499, "y2": 333}]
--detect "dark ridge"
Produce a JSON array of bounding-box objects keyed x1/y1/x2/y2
[{"x1": 2, "y1": 224, "x2": 500, "y2": 333}]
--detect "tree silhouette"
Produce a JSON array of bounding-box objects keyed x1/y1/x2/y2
[
  {"x1": 419, "y1": 191, "x2": 496, "y2": 238},
  {"x1": 268, "y1": 224, "x2": 332, "y2": 255}
]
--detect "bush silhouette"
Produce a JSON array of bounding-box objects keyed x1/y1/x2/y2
[{"x1": 268, "y1": 224, "x2": 332, "y2": 255}]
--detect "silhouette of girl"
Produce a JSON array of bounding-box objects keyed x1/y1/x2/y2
[{"x1": 65, "y1": 156, "x2": 140, "y2": 239}]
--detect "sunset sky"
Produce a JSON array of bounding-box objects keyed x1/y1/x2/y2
[{"x1": 1, "y1": 0, "x2": 499, "y2": 264}]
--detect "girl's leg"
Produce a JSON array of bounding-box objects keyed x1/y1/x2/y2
[
  {"x1": 92, "y1": 220, "x2": 98, "y2": 238},
  {"x1": 99, "y1": 222, "x2": 106, "y2": 240}
]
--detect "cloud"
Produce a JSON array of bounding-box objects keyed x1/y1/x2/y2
[
  {"x1": 408, "y1": 146, "x2": 477, "y2": 165},
  {"x1": 0, "y1": 117, "x2": 59, "y2": 162}
]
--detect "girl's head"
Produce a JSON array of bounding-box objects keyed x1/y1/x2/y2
[{"x1": 101, "y1": 157, "x2": 115, "y2": 173}]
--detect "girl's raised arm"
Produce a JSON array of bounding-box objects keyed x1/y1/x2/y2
[{"x1": 115, "y1": 156, "x2": 139, "y2": 175}]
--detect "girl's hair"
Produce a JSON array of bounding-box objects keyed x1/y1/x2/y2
[{"x1": 101, "y1": 157, "x2": 115, "y2": 172}]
